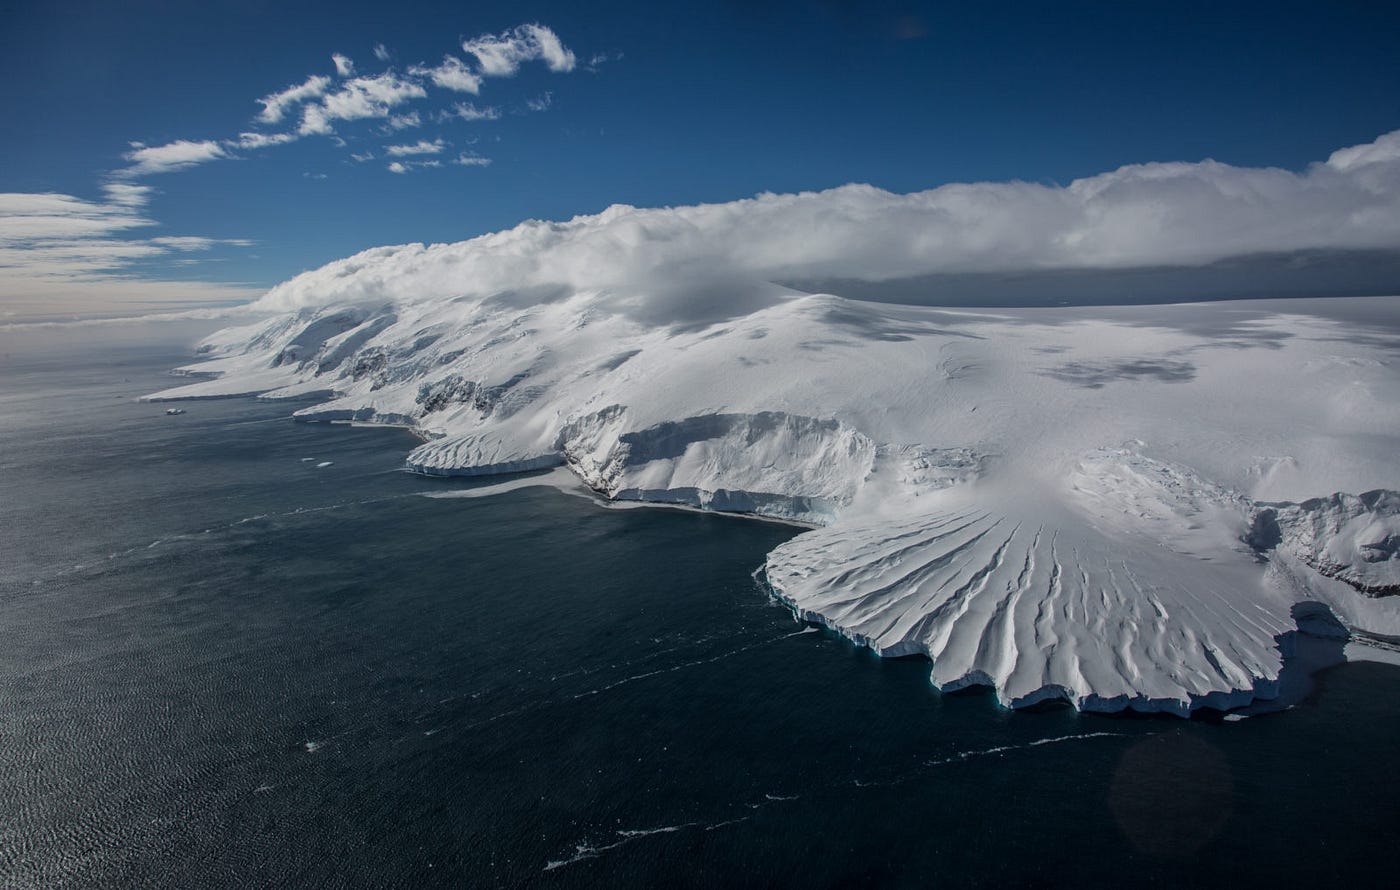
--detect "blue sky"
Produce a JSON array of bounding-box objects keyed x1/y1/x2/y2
[{"x1": 3, "y1": 0, "x2": 1400, "y2": 317}]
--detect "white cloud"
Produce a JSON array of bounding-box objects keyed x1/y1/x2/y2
[
  {"x1": 386, "y1": 159, "x2": 443, "y2": 174},
  {"x1": 149, "y1": 235, "x2": 253, "y2": 250},
  {"x1": 120, "y1": 139, "x2": 228, "y2": 177},
  {"x1": 526, "y1": 92, "x2": 552, "y2": 112},
  {"x1": 0, "y1": 239, "x2": 166, "y2": 270},
  {"x1": 115, "y1": 22, "x2": 573, "y2": 182},
  {"x1": 443, "y1": 102, "x2": 500, "y2": 122},
  {"x1": 2, "y1": 22, "x2": 589, "y2": 317},
  {"x1": 462, "y1": 23, "x2": 576, "y2": 77},
  {"x1": 385, "y1": 138, "x2": 446, "y2": 157},
  {"x1": 0, "y1": 189, "x2": 258, "y2": 319},
  {"x1": 1326, "y1": 128, "x2": 1400, "y2": 172},
  {"x1": 0, "y1": 195, "x2": 246, "y2": 268},
  {"x1": 0, "y1": 191, "x2": 152, "y2": 240},
  {"x1": 385, "y1": 111, "x2": 422, "y2": 130},
  {"x1": 409, "y1": 55, "x2": 481, "y2": 94},
  {"x1": 256, "y1": 74, "x2": 332, "y2": 124},
  {"x1": 300, "y1": 72, "x2": 427, "y2": 135},
  {"x1": 585, "y1": 51, "x2": 620, "y2": 70},
  {"x1": 101, "y1": 183, "x2": 152, "y2": 208},
  {"x1": 255, "y1": 129, "x2": 1400, "y2": 314},
  {"x1": 228, "y1": 131, "x2": 300, "y2": 150}
]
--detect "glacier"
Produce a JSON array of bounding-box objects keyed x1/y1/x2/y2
[{"x1": 144, "y1": 287, "x2": 1400, "y2": 716}]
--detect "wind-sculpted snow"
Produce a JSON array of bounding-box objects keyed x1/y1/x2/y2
[
  {"x1": 764, "y1": 500, "x2": 1289, "y2": 715},
  {"x1": 146, "y1": 288, "x2": 1400, "y2": 714}
]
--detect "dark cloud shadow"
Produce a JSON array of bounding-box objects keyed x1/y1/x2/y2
[
  {"x1": 819, "y1": 304, "x2": 986, "y2": 341},
  {"x1": 1040, "y1": 358, "x2": 1197, "y2": 388},
  {"x1": 783, "y1": 249, "x2": 1400, "y2": 310}
]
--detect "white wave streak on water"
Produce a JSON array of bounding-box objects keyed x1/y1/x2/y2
[
  {"x1": 218, "y1": 416, "x2": 297, "y2": 428},
  {"x1": 545, "y1": 781, "x2": 817, "y2": 871},
  {"x1": 544, "y1": 808, "x2": 787, "y2": 872},
  {"x1": 544, "y1": 731, "x2": 1128, "y2": 871},
  {"x1": 923, "y1": 731, "x2": 1122, "y2": 767},
  {"x1": 310, "y1": 630, "x2": 801, "y2": 752},
  {"x1": 544, "y1": 823, "x2": 698, "y2": 871},
  {"x1": 434, "y1": 627, "x2": 820, "y2": 741},
  {"x1": 32, "y1": 492, "x2": 429, "y2": 584},
  {"x1": 373, "y1": 630, "x2": 795, "y2": 746},
  {"x1": 543, "y1": 636, "x2": 726, "y2": 684},
  {"x1": 853, "y1": 731, "x2": 1129, "y2": 789},
  {"x1": 570, "y1": 627, "x2": 819, "y2": 700}
]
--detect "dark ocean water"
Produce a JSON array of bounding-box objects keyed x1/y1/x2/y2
[{"x1": 2, "y1": 322, "x2": 1398, "y2": 888}]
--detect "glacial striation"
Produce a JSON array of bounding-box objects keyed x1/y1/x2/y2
[{"x1": 146, "y1": 287, "x2": 1400, "y2": 715}]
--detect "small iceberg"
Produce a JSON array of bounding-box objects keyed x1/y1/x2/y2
[{"x1": 164, "y1": 408, "x2": 186, "y2": 415}]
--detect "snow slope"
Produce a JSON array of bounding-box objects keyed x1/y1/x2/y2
[{"x1": 146, "y1": 291, "x2": 1400, "y2": 714}]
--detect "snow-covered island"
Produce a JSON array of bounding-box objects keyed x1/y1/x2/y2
[{"x1": 146, "y1": 132, "x2": 1400, "y2": 716}]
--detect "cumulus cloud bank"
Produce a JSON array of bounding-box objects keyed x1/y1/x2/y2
[{"x1": 253, "y1": 129, "x2": 1400, "y2": 315}]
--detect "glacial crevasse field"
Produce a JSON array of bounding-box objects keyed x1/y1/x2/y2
[{"x1": 146, "y1": 284, "x2": 1400, "y2": 716}]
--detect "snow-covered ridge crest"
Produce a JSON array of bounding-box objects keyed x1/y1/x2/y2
[
  {"x1": 147, "y1": 285, "x2": 1400, "y2": 716},
  {"x1": 1251, "y1": 491, "x2": 1400, "y2": 596}
]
